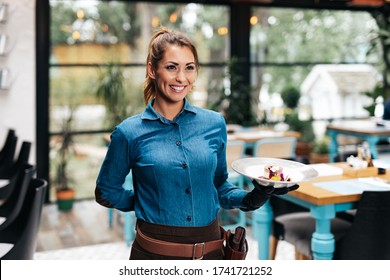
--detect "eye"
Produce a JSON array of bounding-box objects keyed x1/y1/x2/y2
[
  {"x1": 165, "y1": 65, "x2": 177, "y2": 71},
  {"x1": 186, "y1": 65, "x2": 195, "y2": 71}
]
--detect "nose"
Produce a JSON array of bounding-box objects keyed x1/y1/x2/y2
[{"x1": 175, "y1": 69, "x2": 186, "y2": 83}]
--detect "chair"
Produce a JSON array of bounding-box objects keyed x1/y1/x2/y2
[
  {"x1": 0, "y1": 163, "x2": 36, "y2": 231},
  {"x1": 5, "y1": 141, "x2": 31, "y2": 179},
  {"x1": 107, "y1": 172, "x2": 135, "y2": 246},
  {"x1": 253, "y1": 137, "x2": 297, "y2": 160},
  {"x1": 219, "y1": 140, "x2": 247, "y2": 230},
  {"x1": 0, "y1": 129, "x2": 17, "y2": 178},
  {"x1": 0, "y1": 177, "x2": 48, "y2": 259},
  {"x1": 0, "y1": 129, "x2": 16, "y2": 159},
  {"x1": 0, "y1": 161, "x2": 36, "y2": 202},
  {"x1": 274, "y1": 191, "x2": 390, "y2": 260}
]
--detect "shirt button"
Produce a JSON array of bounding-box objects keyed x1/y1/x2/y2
[
  {"x1": 187, "y1": 216, "x2": 192, "y2": 222},
  {"x1": 176, "y1": 141, "x2": 181, "y2": 146},
  {"x1": 185, "y1": 188, "x2": 190, "y2": 194},
  {"x1": 182, "y1": 163, "x2": 187, "y2": 169}
]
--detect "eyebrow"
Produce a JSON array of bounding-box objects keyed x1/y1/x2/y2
[{"x1": 166, "y1": 61, "x2": 195, "y2": 66}]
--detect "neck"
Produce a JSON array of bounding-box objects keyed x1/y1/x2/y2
[{"x1": 153, "y1": 99, "x2": 184, "y2": 120}]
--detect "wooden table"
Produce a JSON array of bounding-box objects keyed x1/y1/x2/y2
[
  {"x1": 228, "y1": 128, "x2": 300, "y2": 150},
  {"x1": 252, "y1": 162, "x2": 390, "y2": 260},
  {"x1": 326, "y1": 119, "x2": 390, "y2": 162}
]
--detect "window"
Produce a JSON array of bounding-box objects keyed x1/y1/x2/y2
[{"x1": 49, "y1": 0, "x2": 230, "y2": 200}]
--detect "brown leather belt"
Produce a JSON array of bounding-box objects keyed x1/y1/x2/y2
[{"x1": 135, "y1": 225, "x2": 225, "y2": 260}]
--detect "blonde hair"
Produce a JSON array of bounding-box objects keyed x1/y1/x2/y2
[{"x1": 143, "y1": 27, "x2": 200, "y2": 105}]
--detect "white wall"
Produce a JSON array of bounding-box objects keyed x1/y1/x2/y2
[{"x1": 0, "y1": 0, "x2": 36, "y2": 163}]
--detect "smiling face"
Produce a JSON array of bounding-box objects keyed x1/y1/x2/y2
[{"x1": 147, "y1": 44, "x2": 196, "y2": 105}]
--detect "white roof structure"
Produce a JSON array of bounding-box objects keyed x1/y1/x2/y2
[{"x1": 300, "y1": 64, "x2": 380, "y2": 120}]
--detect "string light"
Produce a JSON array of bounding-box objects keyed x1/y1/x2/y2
[
  {"x1": 218, "y1": 27, "x2": 228, "y2": 36},
  {"x1": 250, "y1": 15, "x2": 258, "y2": 25},
  {"x1": 169, "y1": 12, "x2": 178, "y2": 23},
  {"x1": 76, "y1": 9, "x2": 84, "y2": 20},
  {"x1": 152, "y1": 16, "x2": 159, "y2": 28}
]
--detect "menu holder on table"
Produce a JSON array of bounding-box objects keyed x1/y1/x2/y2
[{"x1": 342, "y1": 166, "x2": 379, "y2": 178}]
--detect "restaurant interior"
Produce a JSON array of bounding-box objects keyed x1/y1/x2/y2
[{"x1": 1, "y1": 0, "x2": 390, "y2": 260}]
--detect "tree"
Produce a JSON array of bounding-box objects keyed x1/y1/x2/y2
[
  {"x1": 367, "y1": 6, "x2": 390, "y2": 104},
  {"x1": 251, "y1": 8, "x2": 376, "y2": 95},
  {"x1": 209, "y1": 57, "x2": 258, "y2": 126}
]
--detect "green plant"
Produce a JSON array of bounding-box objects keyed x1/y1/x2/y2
[
  {"x1": 208, "y1": 57, "x2": 258, "y2": 126},
  {"x1": 284, "y1": 112, "x2": 315, "y2": 143},
  {"x1": 281, "y1": 86, "x2": 301, "y2": 110},
  {"x1": 280, "y1": 85, "x2": 315, "y2": 143},
  {"x1": 96, "y1": 62, "x2": 127, "y2": 128},
  {"x1": 312, "y1": 137, "x2": 330, "y2": 155},
  {"x1": 364, "y1": 83, "x2": 388, "y2": 116},
  {"x1": 53, "y1": 107, "x2": 75, "y2": 192},
  {"x1": 364, "y1": 9, "x2": 390, "y2": 115}
]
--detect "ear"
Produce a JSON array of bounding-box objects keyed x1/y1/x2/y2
[{"x1": 147, "y1": 62, "x2": 156, "y2": 79}]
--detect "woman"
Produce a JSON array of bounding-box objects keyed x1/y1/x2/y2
[{"x1": 95, "y1": 27, "x2": 297, "y2": 260}]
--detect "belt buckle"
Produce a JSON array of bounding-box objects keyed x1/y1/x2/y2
[{"x1": 192, "y1": 242, "x2": 205, "y2": 260}]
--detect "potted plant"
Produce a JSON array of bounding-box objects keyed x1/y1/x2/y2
[
  {"x1": 53, "y1": 107, "x2": 76, "y2": 211},
  {"x1": 280, "y1": 86, "x2": 316, "y2": 161},
  {"x1": 310, "y1": 136, "x2": 330, "y2": 163}
]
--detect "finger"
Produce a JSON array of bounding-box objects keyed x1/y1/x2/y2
[
  {"x1": 251, "y1": 180, "x2": 274, "y2": 195},
  {"x1": 287, "y1": 184, "x2": 299, "y2": 192},
  {"x1": 273, "y1": 187, "x2": 289, "y2": 195},
  {"x1": 252, "y1": 180, "x2": 272, "y2": 190}
]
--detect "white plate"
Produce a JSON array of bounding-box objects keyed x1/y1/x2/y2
[{"x1": 231, "y1": 157, "x2": 319, "y2": 188}]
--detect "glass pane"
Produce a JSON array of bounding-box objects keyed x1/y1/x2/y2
[
  {"x1": 50, "y1": 1, "x2": 230, "y2": 64},
  {"x1": 252, "y1": 65, "x2": 312, "y2": 124},
  {"x1": 49, "y1": 66, "x2": 146, "y2": 132},
  {"x1": 252, "y1": 64, "x2": 377, "y2": 126},
  {"x1": 49, "y1": 133, "x2": 109, "y2": 201},
  {"x1": 250, "y1": 7, "x2": 379, "y2": 64}
]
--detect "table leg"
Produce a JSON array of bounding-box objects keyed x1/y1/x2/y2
[
  {"x1": 327, "y1": 130, "x2": 338, "y2": 163},
  {"x1": 365, "y1": 135, "x2": 380, "y2": 159},
  {"x1": 310, "y1": 205, "x2": 335, "y2": 260},
  {"x1": 253, "y1": 201, "x2": 273, "y2": 260}
]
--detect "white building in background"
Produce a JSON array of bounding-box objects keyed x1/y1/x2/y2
[{"x1": 300, "y1": 64, "x2": 380, "y2": 120}]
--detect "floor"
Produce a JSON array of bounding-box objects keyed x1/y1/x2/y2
[{"x1": 34, "y1": 199, "x2": 295, "y2": 260}]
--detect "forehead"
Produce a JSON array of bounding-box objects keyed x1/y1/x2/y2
[{"x1": 161, "y1": 44, "x2": 195, "y2": 64}]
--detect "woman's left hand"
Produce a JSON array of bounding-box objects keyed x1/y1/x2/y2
[
  {"x1": 252, "y1": 180, "x2": 299, "y2": 195},
  {"x1": 242, "y1": 180, "x2": 299, "y2": 211}
]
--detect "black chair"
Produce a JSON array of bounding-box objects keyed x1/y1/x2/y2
[
  {"x1": 269, "y1": 197, "x2": 308, "y2": 259},
  {"x1": 0, "y1": 159, "x2": 35, "y2": 200},
  {"x1": 0, "y1": 163, "x2": 36, "y2": 231},
  {"x1": 0, "y1": 129, "x2": 16, "y2": 158},
  {"x1": 0, "y1": 129, "x2": 17, "y2": 178},
  {"x1": 0, "y1": 177, "x2": 48, "y2": 260},
  {"x1": 274, "y1": 191, "x2": 390, "y2": 260},
  {"x1": 4, "y1": 141, "x2": 32, "y2": 178}
]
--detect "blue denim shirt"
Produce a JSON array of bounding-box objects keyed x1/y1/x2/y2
[{"x1": 96, "y1": 99, "x2": 247, "y2": 226}]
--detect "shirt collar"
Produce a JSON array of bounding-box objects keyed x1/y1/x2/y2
[{"x1": 141, "y1": 98, "x2": 197, "y2": 122}]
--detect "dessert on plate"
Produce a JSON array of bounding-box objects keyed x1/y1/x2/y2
[{"x1": 261, "y1": 164, "x2": 291, "y2": 181}]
